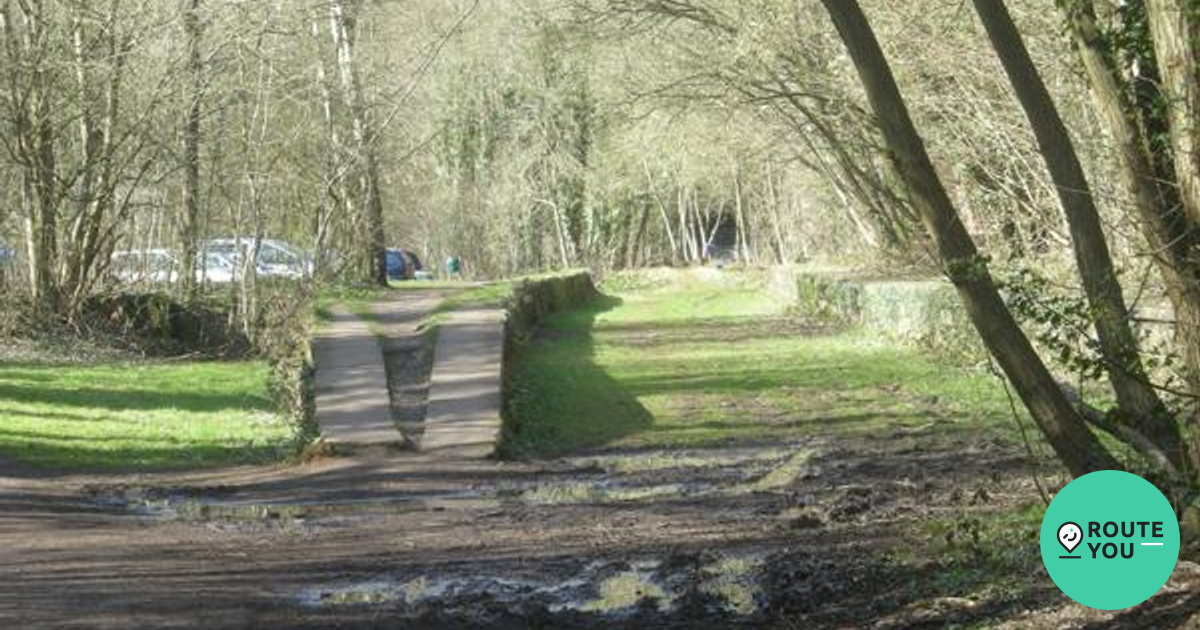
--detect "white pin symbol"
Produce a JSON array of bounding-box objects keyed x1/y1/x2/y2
[{"x1": 1058, "y1": 521, "x2": 1083, "y2": 555}]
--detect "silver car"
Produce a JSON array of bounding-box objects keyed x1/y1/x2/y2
[
  {"x1": 203, "y1": 238, "x2": 311, "y2": 279},
  {"x1": 110, "y1": 249, "x2": 178, "y2": 284}
]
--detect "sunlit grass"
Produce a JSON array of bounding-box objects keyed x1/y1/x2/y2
[
  {"x1": 0, "y1": 361, "x2": 297, "y2": 470},
  {"x1": 504, "y1": 269, "x2": 1018, "y2": 456}
]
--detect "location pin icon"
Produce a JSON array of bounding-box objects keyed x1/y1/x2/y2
[{"x1": 1058, "y1": 521, "x2": 1082, "y2": 554}]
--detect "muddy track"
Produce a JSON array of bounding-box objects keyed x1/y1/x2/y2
[{"x1": 0, "y1": 427, "x2": 1077, "y2": 629}]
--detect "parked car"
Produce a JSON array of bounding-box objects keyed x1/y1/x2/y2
[
  {"x1": 385, "y1": 248, "x2": 425, "y2": 282},
  {"x1": 110, "y1": 248, "x2": 243, "y2": 285},
  {"x1": 195, "y1": 250, "x2": 238, "y2": 284},
  {"x1": 204, "y1": 238, "x2": 311, "y2": 279},
  {"x1": 110, "y1": 249, "x2": 179, "y2": 284},
  {"x1": 385, "y1": 249, "x2": 409, "y2": 281}
]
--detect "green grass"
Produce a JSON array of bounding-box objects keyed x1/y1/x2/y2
[
  {"x1": 313, "y1": 285, "x2": 392, "y2": 325},
  {"x1": 433, "y1": 281, "x2": 515, "y2": 314},
  {"x1": 389, "y1": 279, "x2": 467, "y2": 290},
  {"x1": 910, "y1": 502, "x2": 1049, "y2": 604},
  {"x1": 504, "y1": 269, "x2": 1020, "y2": 457},
  {"x1": 0, "y1": 361, "x2": 298, "y2": 470}
]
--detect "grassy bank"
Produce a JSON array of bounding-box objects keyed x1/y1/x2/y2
[
  {"x1": 0, "y1": 360, "x2": 297, "y2": 470},
  {"x1": 504, "y1": 268, "x2": 1021, "y2": 457}
]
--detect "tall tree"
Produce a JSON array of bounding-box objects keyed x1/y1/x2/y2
[
  {"x1": 180, "y1": 0, "x2": 204, "y2": 297},
  {"x1": 330, "y1": 0, "x2": 387, "y2": 285},
  {"x1": 971, "y1": 0, "x2": 1186, "y2": 470},
  {"x1": 1061, "y1": 0, "x2": 1200, "y2": 416},
  {"x1": 2, "y1": 0, "x2": 60, "y2": 314},
  {"x1": 816, "y1": 0, "x2": 1120, "y2": 477}
]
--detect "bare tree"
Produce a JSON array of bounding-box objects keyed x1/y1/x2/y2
[
  {"x1": 330, "y1": 0, "x2": 386, "y2": 285},
  {"x1": 179, "y1": 0, "x2": 204, "y2": 297}
]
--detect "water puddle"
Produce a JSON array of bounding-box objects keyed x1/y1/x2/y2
[
  {"x1": 297, "y1": 553, "x2": 768, "y2": 619},
  {"x1": 516, "y1": 444, "x2": 820, "y2": 506},
  {"x1": 742, "y1": 448, "x2": 819, "y2": 492},
  {"x1": 699, "y1": 554, "x2": 766, "y2": 615},
  {"x1": 585, "y1": 573, "x2": 668, "y2": 612},
  {"x1": 92, "y1": 486, "x2": 492, "y2": 527},
  {"x1": 516, "y1": 480, "x2": 695, "y2": 505},
  {"x1": 573, "y1": 445, "x2": 794, "y2": 475}
]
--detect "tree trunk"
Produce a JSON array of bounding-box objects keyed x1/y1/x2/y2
[
  {"x1": 312, "y1": 14, "x2": 344, "y2": 279},
  {"x1": 1146, "y1": 0, "x2": 1200, "y2": 229},
  {"x1": 734, "y1": 166, "x2": 751, "y2": 263},
  {"x1": 64, "y1": 0, "x2": 125, "y2": 314},
  {"x1": 819, "y1": 0, "x2": 1120, "y2": 477},
  {"x1": 330, "y1": 0, "x2": 387, "y2": 285},
  {"x1": 627, "y1": 199, "x2": 651, "y2": 269},
  {"x1": 764, "y1": 164, "x2": 791, "y2": 265},
  {"x1": 1145, "y1": 0, "x2": 1200, "y2": 466},
  {"x1": 641, "y1": 158, "x2": 678, "y2": 264},
  {"x1": 180, "y1": 0, "x2": 203, "y2": 297},
  {"x1": 1063, "y1": 0, "x2": 1200, "y2": 460},
  {"x1": 972, "y1": 0, "x2": 1185, "y2": 468}
]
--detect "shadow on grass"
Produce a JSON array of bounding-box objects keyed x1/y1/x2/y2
[
  {"x1": 598, "y1": 316, "x2": 842, "y2": 347},
  {"x1": 501, "y1": 294, "x2": 656, "y2": 458},
  {"x1": 0, "y1": 382, "x2": 269, "y2": 414},
  {"x1": 0, "y1": 362, "x2": 285, "y2": 474},
  {"x1": 0, "y1": 441, "x2": 290, "y2": 475}
]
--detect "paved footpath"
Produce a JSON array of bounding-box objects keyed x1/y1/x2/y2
[
  {"x1": 312, "y1": 289, "x2": 507, "y2": 457},
  {"x1": 370, "y1": 290, "x2": 450, "y2": 353},
  {"x1": 310, "y1": 306, "x2": 400, "y2": 446},
  {"x1": 421, "y1": 305, "x2": 507, "y2": 458}
]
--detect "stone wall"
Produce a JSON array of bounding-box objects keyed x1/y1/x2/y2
[
  {"x1": 775, "y1": 267, "x2": 986, "y2": 365},
  {"x1": 504, "y1": 270, "x2": 601, "y2": 341}
]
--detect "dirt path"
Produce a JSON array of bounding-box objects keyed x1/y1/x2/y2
[{"x1": 10, "y1": 430, "x2": 1193, "y2": 629}]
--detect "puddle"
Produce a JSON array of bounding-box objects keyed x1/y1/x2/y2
[
  {"x1": 310, "y1": 580, "x2": 399, "y2": 607},
  {"x1": 699, "y1": 554, "x2": 766, "y2": 615},
  {"x1": 522, "y1": 444, "x2": 820, "y2": 506},
  {"x1": 574, "y1": 446, "x2": 794, "y2": 475},
  {"x1": 93, "y1": 487, "x2": 492, "y2": 526},
  {"x1": 742, "y1": 448, "x2": 819, "y2": 492},
  {"x1": 297, "y1": 553, "x2": 769, "y2": 619},
  {"x1": 518, "y1": 480, "x2": 694, "y2": 506},
  {"x1": 580, "y1": 570, "x2": 670, "y2": 613}
]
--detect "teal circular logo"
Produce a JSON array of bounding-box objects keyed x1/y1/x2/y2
[{"x1": 1040, "y1": 470, "x2": 1180, "y2": 609}]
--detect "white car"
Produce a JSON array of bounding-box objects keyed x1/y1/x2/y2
[
  {"x1": 110, "y1": 249, "x2": 242, "y2": 285},
  {"x1": 195, "y1": 251, "x2": 238, "y2": 284},
  {"x1": 203, "y1": 238, "x2": 311, "y2": 279},
  {"x1": 110, "y1": 249, "x2": 178, "y2": 284}
]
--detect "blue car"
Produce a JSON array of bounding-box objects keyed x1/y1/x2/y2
[{"x1": 385, "y1": 249, "x2": 423, "y2": 281}]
